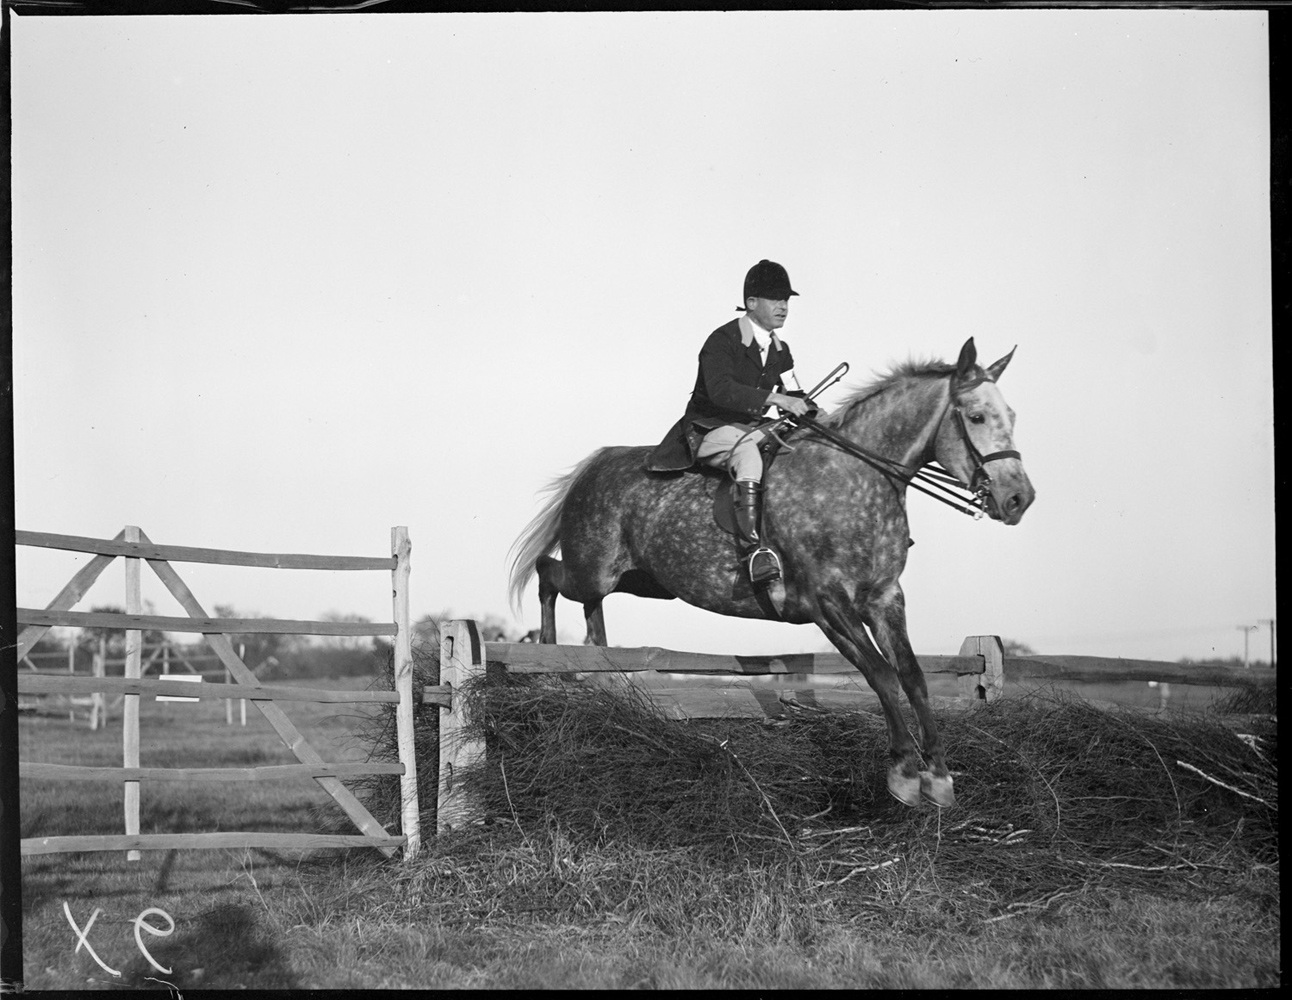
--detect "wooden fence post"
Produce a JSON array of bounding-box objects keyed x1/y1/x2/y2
[
  {"x1": 123, "y1": 525, "x2": 142, "y2": 861},
  {"x1": 91, "y1": 639, "x2": 107, "y2": 729},
  {"x1": 238, "y1": 643, "x2": 247, "y2": 726},
  {"x1": 438, "y1": 619, "x2": 486, "y2": 832},
  {"x1": 391, "y1": 527, "x2": 420, "y2": 859},
  {"x1": 958, "y1": 635, "x2": 1005, "y2": 702}
]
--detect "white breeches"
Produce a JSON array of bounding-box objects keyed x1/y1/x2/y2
[{"x1": 695, "y1": 425, "x2": 767, "y2": 482}]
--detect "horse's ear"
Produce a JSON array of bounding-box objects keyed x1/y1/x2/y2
[
  {"x1": 985, "y1": 345, "x2": 1017, "y2": 382},
  {"x1": 954, "y1": 338, "x2": 977, "y2": 380}
]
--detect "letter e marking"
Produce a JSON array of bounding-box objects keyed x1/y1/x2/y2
[{"x1": 133, "y1": 907, "x2": 176, "y2": 974}]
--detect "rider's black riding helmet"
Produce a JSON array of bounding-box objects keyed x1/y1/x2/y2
[{"x1": 741, "y1": 259, "x2": 799, "y2": 304}]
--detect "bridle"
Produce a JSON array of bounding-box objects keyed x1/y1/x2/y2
[
  {"x1": 948, "y1": 406, "x2": 1022, "y2": 497},
  {"x1": 775, "y1": 380, "x2": 1022, "y2": 519}
]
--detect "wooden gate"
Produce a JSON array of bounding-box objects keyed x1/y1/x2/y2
[{"x1": 15, "y1": 526, "x2": 425, "y2": 860}]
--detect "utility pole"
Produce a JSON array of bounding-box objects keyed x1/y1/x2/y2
[
  {"x1": 1259, "y1": 618, "x2": 1276, "y2": 669},
  {"x1": 1236, "y1": 624, "x2": 1258, "y2": 668}
]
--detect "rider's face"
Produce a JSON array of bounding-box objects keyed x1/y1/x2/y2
[{"x1": 745, "y1": 296, "x2": 788, "y2": 331}]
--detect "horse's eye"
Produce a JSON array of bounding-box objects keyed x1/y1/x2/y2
[{"x1": 969, "y1": 413, "x2": 986, "y2": 424}]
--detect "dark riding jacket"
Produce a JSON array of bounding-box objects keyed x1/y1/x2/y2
[{"x1": 646, "y1": 317, "x2": 795, "y2": 473}]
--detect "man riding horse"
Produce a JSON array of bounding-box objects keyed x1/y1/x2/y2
[
  {"x1": 513, "y1": 285, "x2": 1033, "y2": 806},
  {"x1": 646, "y1": 259, "x2": 815, "y2": 585}
]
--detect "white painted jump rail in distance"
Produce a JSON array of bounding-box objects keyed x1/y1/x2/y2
[
  {"x1": 430, "y1": 620, "x2": 1275, "y2": 834},
  {"x1": 15, "y1": 526, "x2": 427, "y2": 861}
]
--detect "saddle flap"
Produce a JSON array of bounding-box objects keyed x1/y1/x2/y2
[{"x1": 713, "y1": 481, "x2": 738, "y2": 535}]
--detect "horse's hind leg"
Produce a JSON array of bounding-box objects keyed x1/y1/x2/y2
[
  {"x1": 537, "y1": 556, "x2": 610, "y2": 647},
  {"x1": 536, "y1": 556, "x2": 563, "y2": 644}
]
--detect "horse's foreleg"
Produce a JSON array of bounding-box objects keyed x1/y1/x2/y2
[
  {"x1": 815, "y1": 592, "x2": 924, "y2": 807},
  {"x1": 536, "y1": 556, "x2": 562, "y2": 644},
  {"x1": 868, "y1": 586, "x2": 954, "y2": 808},
  {"x1": 583, "y1": 600, "x2": 607, "y2": 647}
]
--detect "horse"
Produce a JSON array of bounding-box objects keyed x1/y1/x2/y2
[{"x1": 508, "y1": 337, "x2": 1035, "y2": 808}]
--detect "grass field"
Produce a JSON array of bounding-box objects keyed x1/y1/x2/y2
[{"x1": 15, "y1": 673, "x2": 1280, "y2": 990}]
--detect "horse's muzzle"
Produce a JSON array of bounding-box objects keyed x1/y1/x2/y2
[{"x1": 983, "y1": 468, "x2": 1035, "y2": 525}]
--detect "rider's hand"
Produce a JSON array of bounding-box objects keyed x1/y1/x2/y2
[{"x1": 769, "y1": 392, "x2": 812, "y2": 417}]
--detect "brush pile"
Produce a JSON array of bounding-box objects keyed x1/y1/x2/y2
[{"x1": 354, "y1": 647, "x2": 1276, "y2": 916}]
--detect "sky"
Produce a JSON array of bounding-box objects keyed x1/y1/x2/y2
[{"x1": 10, "y1": 9, "x2": 1276, "y2": 665}]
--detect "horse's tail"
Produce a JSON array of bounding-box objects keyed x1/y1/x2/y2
[{"x1": 507, "y1": 448, "x2": 608, "y2": 612}]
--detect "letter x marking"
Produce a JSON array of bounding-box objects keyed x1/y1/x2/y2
[{"x1": 63, "y1": 902, "x2": 121, "y2": 977}]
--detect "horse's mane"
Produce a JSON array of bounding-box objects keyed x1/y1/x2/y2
[{"x1": 818, "y1": 357, "x2": 958, "y2": 427}]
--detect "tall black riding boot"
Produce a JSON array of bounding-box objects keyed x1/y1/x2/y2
[{"x1": 734, "y1": 479, "x2": 782, "y2": 584}]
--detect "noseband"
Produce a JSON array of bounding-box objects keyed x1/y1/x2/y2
[{"x1": 950, "y1": 405, "x2": 1022, "y2": 497}]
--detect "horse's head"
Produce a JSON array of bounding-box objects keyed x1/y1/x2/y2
[{"x1": 934, "y1": 338, "x2": 1036, "y2": 525}]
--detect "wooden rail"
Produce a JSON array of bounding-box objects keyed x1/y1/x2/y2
[
  {"x1": 485, "y1": 642, "x2": 985, "y2": 678},
  {"x1": 22, "y1": 833, "x2": 406, "y2": 856},
  {"x1": 17, "y1": 608, "x2": 397, "y2": 636},
  {"x1": 15, "y1": 526, "x2": 423, "y2": 860},
  {"x1": 485, "y1": 640, "x2": 1274, "y2": 689},
  {"x1": 15, "y1": 530, "x2": 395, "y2": 570},
  {"x1": 1004, "y1": 655, "x2": 1274, "y2": 688},
  {"x1": 17, "y1": 674, "x2": 453, "y2": 708},
  {"x1": 22, "y1": 762, "x2": 405, "y2": 782}
]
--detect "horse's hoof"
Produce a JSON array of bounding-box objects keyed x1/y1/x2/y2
[
  {"x1": 919, "y1": 771, "x2": 955, "y2": 809},
  {"x1": 887, "y1": 769, "x2": 922, "y2": 807}
]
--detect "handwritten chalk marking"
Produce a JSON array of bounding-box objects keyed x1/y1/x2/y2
[
  {"x1": 62, "y1": 902, "x2": 121, "y2": 977},
  {"x1": 132, "y1": 907, "x2": 176, "y2": 974}
]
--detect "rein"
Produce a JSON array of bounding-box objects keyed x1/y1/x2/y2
[
  {"x1": 773, "y1": 389, "x2": 1021, "y2": 519},
  {"x1": 790, "y1": 414, "x2": 987, "y2": 517}
]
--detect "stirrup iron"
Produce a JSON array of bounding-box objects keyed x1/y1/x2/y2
[{"x1": 746, "y1": 545, "x2": 782, "y2": 585}]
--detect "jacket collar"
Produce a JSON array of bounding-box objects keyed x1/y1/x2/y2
[{"x1": 738, "y1": 314, "x2": 783, "y2": 353}]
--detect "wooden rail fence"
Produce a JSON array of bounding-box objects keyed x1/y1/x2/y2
[
  {"x1": 15, "y1": 526, "x2": 430, "y2": 861},
  {"x1": 429, "y1": 620, "x2": 1276, "y2": 832},
  {"x1": 18, "y1": 536, "x2": 1275, "y2": 853},
  {"x1": 20, "y1": 638, "x2": 229, "y2": 728}
]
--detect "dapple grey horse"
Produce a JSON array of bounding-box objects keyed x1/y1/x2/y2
[{"x1": 510, "y1": 338, "x2": 1034, "y2": 808}]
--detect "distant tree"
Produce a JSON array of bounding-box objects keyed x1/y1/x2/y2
[
  {"x1": 412, "y1": 614, "x2": 441, "y2": 652},
  {"x1": 267, "y1": 644, "x2": 385, "y2": 681},
  {"x1": 476, "y1": 613, "x2": 519, "y2": 643},
  {"x1": 78, "y1": 603, "x2": 166, "y2": 654},
  {"x1": 317, "y1": 611, "x2": 377, "y2": 651},
  {"x1": 409, "y1": 611, "x2": 523, "y2": 653},
  {"x1": 27, "y1": 631, "x2": 68, "y2": 657},
  {"x1": 212, "y1": 604, "x2": 302, "y2": 671},
  {"x1": 1001, "y1": 639, "x2": 1036, "y2": 656}
]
